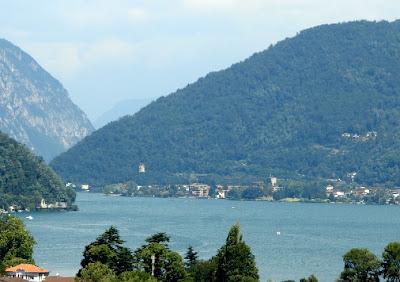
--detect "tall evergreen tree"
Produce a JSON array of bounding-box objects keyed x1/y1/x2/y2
[
  {"x1": 215, "y1": 223, "x2": 259, "y2": 282},
  {"x1": 185, "y1": 246, "x2": 198, "y2": 268},
  {"x1": 145, "y1": 232, "x2": 170, "y2": 246},
  {"x1": 78, "y1": 226, "x2": 134, "y2": 276}
]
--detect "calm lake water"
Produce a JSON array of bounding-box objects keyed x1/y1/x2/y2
[{"x1": 18, "y1": 192, "x2": 400, "y2": 281}]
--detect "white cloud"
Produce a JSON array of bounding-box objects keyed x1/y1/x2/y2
[
  {"x1": 24, "y1": 42, "x2": 83, "y2": 80},
  {"x1": 23, "y1": 39, "x2": 138, "y2": 80},
  {"x1": 183, "y1": 0, "x2": 238, "y2": 12},
  {"x1": 82, "y1": 39, "x2": 137, "y2": 64},
  {"x1": 127, "y1": 7, "x2": 149, "y2": 22},
  {"x1": 2, "y1": 0, "x2": 399, "y2": 119}
]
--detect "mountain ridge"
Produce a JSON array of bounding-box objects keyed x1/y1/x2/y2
[
  {"x1": 0, "y1": 38, "x2": 94, "y2": 161},
  {"x1": 51, "y1": 20, "x2": 400, "y2": 187},
  {"x1": 0, "y1": 131, "x2": 75, "y2": 210}
]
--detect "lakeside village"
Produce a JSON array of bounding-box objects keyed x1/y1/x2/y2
[
  {"x1": 0, "y1": 199, "x2": 70, "y2": 214},
  {"x1": 73, "y1": 163, "x2": 400, "y2": 206}
]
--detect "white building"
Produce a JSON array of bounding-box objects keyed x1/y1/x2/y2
[
  {"x1": 6, "y1": 264, "x2": 49, "y2": 282},
  {"x1": 81, "y1": 184, "x2": 90, "y2": 191},
  {"x1": 334, "y1": 191, "x2": 345, "y2": 198},
  {"x1": 189, "y1": 183, "x2": 210, "y2": 198},
  {"x1": 326, "y1": 185, "x2": 334, "y2": 193},
  {"x1": 270, "y1": 176, "x2": 277, "y2": 187},
  {"x1": 138, "y1": 163, "x2": 146, "y2": 173}
]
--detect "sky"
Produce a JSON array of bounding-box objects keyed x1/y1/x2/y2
[{"x1": 0, "y1": 0, "x2": 399, "y2": 121}]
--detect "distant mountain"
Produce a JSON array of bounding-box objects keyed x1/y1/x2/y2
[
  {"x1": 51, "y1": 20, "x2": 400, "y2": 187},
  {"x1": 93, "y1": 98, "x2": 153, "y2": 129},
  {"x1": 0, "y1": 39, "x2": 94, "y2": 161},
  {"x1": 0, "y1": 131, "x2": 75, "y2": 210}
]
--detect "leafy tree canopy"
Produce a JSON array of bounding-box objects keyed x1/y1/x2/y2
[
  {"x1": 339, "y1": 248, "x2": 381, "y2": 282},
  {"x1": 0, "y1": 215, "x2": 35, "y2": 274},
  {"x1": 79, "y1": 226, "x2": 134, "y2": 276},
  {"x1": 382, "y1": 242, "x2": 400, "y2": 282},
  {"x1": 134, "y1": 233, "x2": 186, "y2": 282},
  {"x1": 76, "y1": 262, "x2": 117, "y2": 282}
]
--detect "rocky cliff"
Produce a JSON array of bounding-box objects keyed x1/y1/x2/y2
[{"x1": 0, "y1": 39, "x2": 93, "y2": 161}]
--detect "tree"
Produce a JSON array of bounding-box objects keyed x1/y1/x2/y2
[
  {"x1": 145, "y1": 232, "x2": 170, "y2": 245},
  {"x1": 0, "y1": 132, "x2": 75, "y2": 210},
  {"x1": 215, "y1": 223, "x2": 259, "y2": 282},
  {"x1": 188, "y1": 259, "x2": 218, "y2": 282},
  {"x1": 382, "y1": 242, "x2": 400, "y2": 282},
  {"x1": 0, "y1": 215, "x2": 35, "y2": 273},
  {"x1": 339, "y1": 248, "x2": 381, "y2": 282},
  {"x1": 81, "y1": 244, "x2": 116, "y2": 267},
  {"x1": 119, "y1": 270, "x2": 157, "y2": 282},
  {"x1": 115, "y1": 246, "x2": 135, "y2": 274},
  {"x1": 185, "y1": 246, "x2": 198, "y2": 268},
  {"x1": 300, "y1": 274, "x2": 318, "y2": 282},
  {"x1": 134, "y1": 233, "x2": 186, "y2": 282},
  {"x1": 241, "y1": 187, "x2": 263, "y2": 200},
  {"x1": 78, "y1": 226, "x2": 134, "y2": 276},
  {"x1": 77, "y1": 262, "x2": 117, "y2": 282}
]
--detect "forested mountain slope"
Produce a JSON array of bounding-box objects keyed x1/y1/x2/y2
[
  {"x1": 0, "y1": 39, "x2": 93, "y2": 161},
  {"x1": 52, "y1": 20, "x2": 400, "y2": 187},
  {"x1": 0, "y1": 132, "x2": 75, "y2": 209}
]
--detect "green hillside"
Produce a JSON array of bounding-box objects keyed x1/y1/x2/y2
[
  {"x1": 0, "y1": 132, "x2": 75, "y2": 209},
  {"x1": 51, "y1": 20, "x2": 400, "y2": 187}
]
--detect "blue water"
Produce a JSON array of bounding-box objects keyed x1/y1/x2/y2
[{"x1": 19, "y1": 193, "x2": 400, "y2": 281}]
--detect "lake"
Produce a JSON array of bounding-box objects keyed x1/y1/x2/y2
[{"x1": 19, "y1": 192, "x2": 400, "y2": 281}]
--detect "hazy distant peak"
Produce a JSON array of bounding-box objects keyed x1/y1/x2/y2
[
  {"x1": 93, "y1": 98, "x2": 154, "y2": 129},
  {"x1": 0, "y1": 39, "x2": 94, "y2": 161}
]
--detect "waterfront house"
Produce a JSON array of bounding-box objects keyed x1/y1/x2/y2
[
  {"x1": 270, "y1": 176, "x2": 278, "y2": 187},
  {"x1": 352, "y1": 187, "x2": 371, "y2": 197},
  {"x1": 81, "y1": 184, "x2": 90, "y2": 191},
  {"x1": 326, "y1": 185, "x2": 334, "y2": 193},
  {"x1": 391, "y1": 189, "x2": 400, "y2": 199},
  {"x1": 190, "y1": 183, "x2": 210, "y2": 198},
  {"x1": 333, "y1": 191, "x2": 345, "y2": 198},
  {"x1": 5, "y1": 264, "x2": 49, "y2": 282}
]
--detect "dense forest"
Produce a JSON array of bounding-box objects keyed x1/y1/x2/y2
[
  {"x1": 0, "y1": 132, "x2": 75, "y2": 209},
  {"x1": 52, "y1": 20, "x2": 400, "y2": 187}
]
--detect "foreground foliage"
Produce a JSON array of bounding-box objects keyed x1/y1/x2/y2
[
  {"x1": 0, "y1": 215, "x2": 398, "y2": 281},
  {"x1": 77, "y1": 224, "x2": 258, "y2": 282},
  {"x1": 133, "y1": 232, "x2": 186, "y2": 281},
  {"x1": 339, "y1": 248, "x2": 381, "y2": 281},
  {"x1": 338, "y1": 243, "x2": 400, "y2": 282},
  {"x1": 0, "y1": 215, "x2": 35, "y2": 274},
  {"x1": 382, "y1": 242, "x2": 400, "y2": 282},
  {"x1": 78, "y1": 226, "x2": 134, "y2": 276},
  {"x1": 215, "y1": 223, "x2": 259, "y2": 282}
]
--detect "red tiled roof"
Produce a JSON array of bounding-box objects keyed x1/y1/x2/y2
[{"x1": 5, "y1": 264, "x2": 49, "y2": 273}]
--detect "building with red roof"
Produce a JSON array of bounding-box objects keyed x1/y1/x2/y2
[{"x1": 5, "y1": 264, "x2": 49, "y2": 282}]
